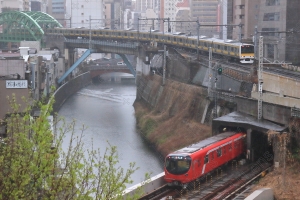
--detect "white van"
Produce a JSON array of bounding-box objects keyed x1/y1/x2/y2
[{"x1": 117, "y1": 62, "x2": 126, "y2": 65}]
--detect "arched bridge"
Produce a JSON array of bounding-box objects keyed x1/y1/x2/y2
[{"x1": 0, "y1": 11, "x2": 62, "y2": 42}]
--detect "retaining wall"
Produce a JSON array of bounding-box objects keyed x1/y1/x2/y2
[{"x1": 52, "y1": 72, "x2": 91, "y2": 113}]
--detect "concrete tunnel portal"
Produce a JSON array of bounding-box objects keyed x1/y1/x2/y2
[{"x1": 212, "y1": 112, "x2": 287, "y2": 163}]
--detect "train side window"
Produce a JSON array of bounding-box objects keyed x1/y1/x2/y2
[
  {"x1": 224, "y1": 146, "x2": 226, "y2": 154},
  {"x1": 218, "y1": 45, "x2": 220, "y2": 49},
  {"x1": 217, "y1": 148, "x2": 222, "y2": 157},
  {"x1": 229, "y1": 143, "x2": 232, "y2": 151},
  {"x1": 234, "y1": 141, "x2": 238, "y2": 148},
  {"x1": 204, "y1": 155, "x2": 209, "y2": 164}
]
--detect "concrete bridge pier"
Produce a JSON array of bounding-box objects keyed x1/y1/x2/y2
[
  {"x1": 63, "y1": 48, "x2": 76, "y2": 82},
  {"x1": 136, "y1": 57, "x2": 151, "y2": 76}
]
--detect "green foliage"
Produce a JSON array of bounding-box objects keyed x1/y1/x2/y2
[
  {"x1": 289, "y1": 137, "x2": 300, "y2": 163},
  {"x1": 0, "y1": 95, "x2": 143, "y2": 199},
  {"x1": 141, "y1": 118, "x2": 157, "y2": 137}
]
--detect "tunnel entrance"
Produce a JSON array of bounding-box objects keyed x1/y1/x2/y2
[
  {"x1": 250, "y1": 130, "x2": 274, "y2": 162},
  {"x1": 212, "y1": 111, "x2": 286, "y2": 164}
]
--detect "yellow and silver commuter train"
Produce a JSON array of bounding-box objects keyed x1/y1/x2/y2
[{"x1": 47, "y1": 28, "x2": 255, "y2": 64}]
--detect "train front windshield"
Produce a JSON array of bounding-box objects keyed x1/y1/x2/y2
[
  {"x1": 165, "y1": 155, "x2": 191, "y2": 175},
  {"x1": 241, "y1": 45, "x2": 254, "y2": 54}
]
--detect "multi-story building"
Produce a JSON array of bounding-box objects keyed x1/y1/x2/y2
[
  {"x1": 257, "y1": 0, "x2": 300, "y2": 63},
  {"x1": 226, "y1": 0, "x2": 259, "y2": 41},
  {"x1": 160, "y1": 0, "x2": 179, "y2": 32},
  {"x1": 190, "y1": 0, "x2": 219, "y2": 37},
  {"x1": 65, "y1": 0, "x2": 104, "y2": 29},
  {"x1": 30, "y1": 0, "x2": 47, "y2": 12},
  {"x1": 0, "y1": 0, "x2": 31, "y2": 12},
  {"x1": 175, "y1": 0, "x2": 190, "y2": 34},
  {"x1": 47, "y1": 0, "x2": 66, "y2": 27},
  {"x1": 135, "y1": 0, "x2": 156, "y2": 13}
]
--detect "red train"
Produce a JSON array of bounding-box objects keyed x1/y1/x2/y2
[{"x1": 164, "y1": 132, "x2": 246, "y2": 187}]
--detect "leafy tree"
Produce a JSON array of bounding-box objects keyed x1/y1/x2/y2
[{"x1": 0, "y1": 95, "x2": 143, "y2": 199}]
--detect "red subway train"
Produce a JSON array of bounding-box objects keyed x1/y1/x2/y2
[{"x1": 164, "y1": 132, "x2": 246, "y2": 187}]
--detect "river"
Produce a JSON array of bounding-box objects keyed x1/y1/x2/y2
[{"x1": 58, "y1": 75, "x2": 164, "y2": 187}]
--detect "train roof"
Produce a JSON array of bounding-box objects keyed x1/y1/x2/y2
[
  {"x1": 182, "y1": 35, "x2": 253, "y2": 46},
  {"x1": 171, "y1": 132, "x2": 241, "y2": 155}
]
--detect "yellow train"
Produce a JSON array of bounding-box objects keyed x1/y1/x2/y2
[{"x1": 47, "y1": 28, "x2": 254, "y2": 64}]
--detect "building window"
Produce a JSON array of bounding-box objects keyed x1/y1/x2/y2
[
  {"x1": 81, "y1": 5, "x2": 84, "y2": 8},
  {"x1": 266, "y1": 0, "x2": 280, "y2": 6},
  {"x1": 261, "y1": 28, "x2": 280, "y2": 36},
  {"x1": 263, "y1": 12, "x2": 280, "y2": 21},
  {"x1": 266, "y1": 44, "x2": 275, "y2": 59},
  {"x1": 81, "y1": 13, "x2": 84, "y2": 15}
]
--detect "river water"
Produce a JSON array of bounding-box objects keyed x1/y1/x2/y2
[{"x1": 58, "y1": 76, "x2": 164, "y2": 187}]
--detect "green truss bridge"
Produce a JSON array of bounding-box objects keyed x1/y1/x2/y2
[{"x1": 0, "y1": 11, "x2": 62, "y2": 42}]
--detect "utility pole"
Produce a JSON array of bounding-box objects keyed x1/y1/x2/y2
[
  {"x1": 197, "y1": 18, "x2": 200, "y2": 59},
  {"x1": 89, "y1": 15, "x2": 92, "y2": 49},
  {"x1": 214, "y1": 63, "x2": 219, "y2": 119},
  {"x1": 255, "y1": 30, "x2": 292, "y2": 120},
  {"x1": 254, "y1": 26, "x2": 258, "y2": 59},
  {"x1": 239, "y1": 24, "x2": 242, "y2": 42},
  {"x1": 258, "y1": 36, "x2": 263, "y2": 120},
  {"x1": 162, "y1": 45, "x2": 167, "y2": 85},
  {"x1": 208, "y1": 47, "x2": 212, "y2": 97},
  {"x1": 157, "y1": 45, "x2": 168, "y2": 85}
]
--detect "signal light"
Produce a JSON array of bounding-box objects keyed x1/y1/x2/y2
[{"x1": 217, "y1": 67, "x2": 223, "y2": 75}]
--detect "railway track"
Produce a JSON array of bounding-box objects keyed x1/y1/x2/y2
[
  {"x1": 138, "y1": 160, "x2": 272, "y2": 200},
  {"x1": 175, "y1": 48, "x2": 300, "y2": 81}
]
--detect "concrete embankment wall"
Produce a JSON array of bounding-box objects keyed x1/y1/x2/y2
[
  {"x1": 136, "y1": 75, "x2": 209, "y2": 123},
  {"x1": 52, "y1": 72, "x2": 91, "y2": 113}
]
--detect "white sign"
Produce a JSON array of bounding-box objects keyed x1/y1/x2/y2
[
  {"x1": 6, "y1": 80, "x2": 28, "y2": 89},
  {"x1": 258, "y1": 83, "x2": 263, "y2": 92}
]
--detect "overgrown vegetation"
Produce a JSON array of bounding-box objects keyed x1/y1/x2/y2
[
  {"x1": 141, "y1": 118, "x2": 157, "y2": 137},
  {"x1": 0, "y1": 95, "x2": 143, "y2": 199}
]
